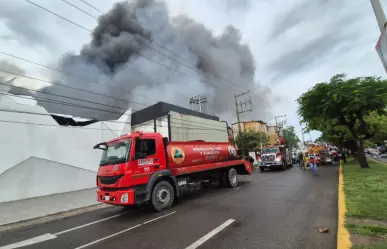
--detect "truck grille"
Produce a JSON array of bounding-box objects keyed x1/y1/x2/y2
[
  {"x1": 262, "y1": 155, "x2": 275, "y2": 161},
  {"x1": 98, "y1": 175, "x2": 123, "y2": 185}
]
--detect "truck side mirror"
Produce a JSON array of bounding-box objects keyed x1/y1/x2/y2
[{"x1": 93, "y1": 142, "x2": 107, "y2": 150}]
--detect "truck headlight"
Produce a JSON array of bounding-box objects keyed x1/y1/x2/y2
[{"x1": 121, "y1": 193, "x2": 128, "y2": 203}]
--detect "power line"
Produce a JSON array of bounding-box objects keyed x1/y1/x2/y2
[
  {"x1": 67, "y1": 0, "x2": 266, "y2": 99},
  {"x1": 0, "y1": 91, "x2": 125, "y2": 116},
  {"x1": 0, "y1": 51, "x2": 154, "y2": 103},
  {"x1": 0, "y1": 86, "x2": 228, "y2": 131},
  {"x1": 26, "y1": 0, "x2": 270, "y2": 106},
  {"x1": 0, "y1": 108, "x2": 227, "y2": 131},
  {"x1": 0, "y1": 97, "x2": 229, "y2": 131},
  {"x1": 0, "y1": 81, "x2": 128, "y2": 112},
  {"x1": 0, "y1": 52, "x2": 226, "y2": 129},
  {"x1": 79, "y1": 0, "x2": 103, "y2": 13},
  {"x1": 75, "y1": 0, "x2": 194, "y2": 65},
  {"x1": 23, "y1": 0, "x2": 233, "y2": 96},
  {"x1": 0, "y1": 66, "x2": 149, "y2": 107},
  {"x1": 0, "y1": 119, "x2": 217, "y2": 135},
  {"x1": 0, "y1": 109, "x2": 225, "y2": 132},
  {"x1": 0, "y1": 65, "x2": 228, "y2": 129}
]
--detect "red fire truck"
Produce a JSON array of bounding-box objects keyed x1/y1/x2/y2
[
  {"x1": 256, "y1": 145, "x2": 293, "y2": 172},
  {"x1": 94, "y1": 131, "x2": 253, "y2": 211}
]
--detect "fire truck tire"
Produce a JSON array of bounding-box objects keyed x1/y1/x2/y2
[
  {"x1": 151, "y1": 180, "x2": 175, "y2": 212},
  {"x1": 226, "y1": 168, "x2": 238, "y2": 188},
  {"x1": 259, "y1": 166, "x2": 265, "y2": 172},
  {"x1": 281, "y1": 162, "x2": 286, "y2": 170},
  {"x1": 220, "y1": 171, "x2": 228, "y2": 187}
]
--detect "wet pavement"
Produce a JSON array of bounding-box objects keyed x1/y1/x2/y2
[{"x1": 0, "y1": 165, "x2": 338, "y2": 249}]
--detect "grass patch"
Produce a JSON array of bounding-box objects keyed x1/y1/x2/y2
[
  {"x1": 352, "y1": 243, "x2": 387, "y2": 249},
  {"x1": 343, "y1": 159, "x2": 387, "y2": 220},
  {"x1": 347, "y1": 224, "x2": 387, "y2": 238}
]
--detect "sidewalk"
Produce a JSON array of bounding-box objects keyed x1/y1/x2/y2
[{"x1": 0, "y1": 188, "x2": 99, "y2": 226}]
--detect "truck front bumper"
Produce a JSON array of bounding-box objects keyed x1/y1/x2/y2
[
  {"x1": 97, "y1": 189, "x2": 135, "y2": 205},
  {"x1": 260, "y1": 161, "x2": 282, "y2": 167}
]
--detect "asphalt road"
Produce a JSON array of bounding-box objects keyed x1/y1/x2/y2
[{"x1": 0, "y1": 165, "x2": 338, "y2": 249}]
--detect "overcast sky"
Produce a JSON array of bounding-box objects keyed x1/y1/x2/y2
[{"x1": 0, "y1": 0, "x2": 386, "y2": 141}]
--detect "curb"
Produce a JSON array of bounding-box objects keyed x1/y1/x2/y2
[
  {"x1": 0, "y1": 203, "x2": 110, "y2": 233},
  {"x1": 369, "y1": 158, "x2": 387, "y2": 166},
  {"x1": 337, "y1": 161, "x2": 352, "y2": 249}
]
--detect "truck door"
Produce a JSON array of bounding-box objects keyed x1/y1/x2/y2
[{"x1": 132, "y1": 138, "x2": 160, "y2": 175}]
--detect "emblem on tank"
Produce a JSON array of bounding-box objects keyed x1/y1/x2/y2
[
  {"x1": 171, "y1": 147, "x2": 185, "y2": 164},
  {"x1": 228, "y1": 146, "x2": 237, "y2": 156}
]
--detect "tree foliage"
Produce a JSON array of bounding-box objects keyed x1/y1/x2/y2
[
  {"x1": 297, "y1": 74, "x2": 387, "y2": 168},
  {"x1": 232, "y1": 129, "x2": 269, "y2": 152},
  {"x1": 364, "y1": 113, "x2": 387, "y2": 146},
  {"x1": 282, "y1": 126, "x2": 300, "y2": 149}
]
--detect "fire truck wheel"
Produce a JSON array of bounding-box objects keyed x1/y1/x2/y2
[
  {"x1": 259, "y1": 166, "x2": 265, "y2": 172},
  {"x1": 281, "y1": 162, "x2": 286, "y2": 170},
  {"x1": 226, "y1": 168, "x2": 238, "y2": 188},
  {"x1": 220, "y1": 171, "x2": 228, "y2": 187},
  {"x1": 151, "y1": 180, "x2": 175, "y2": 212}
]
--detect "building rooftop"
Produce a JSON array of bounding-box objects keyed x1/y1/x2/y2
[
  {"x1": 131, "y1": 101, "x2": 219, "y2": 126},
  {"x1": 231, "y1": 120, "x2": 268, "y2": 125}
]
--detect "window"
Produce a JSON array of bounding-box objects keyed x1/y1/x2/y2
[
  {"x1": 262, "y1": 147, "x2": 280, "y2": 154},
  {"x1": 100, "y1": 139, "x2": 131, "y2": 166},
  {"x1": 135, "y1": 139, "x2": 156, "y2": 157}
]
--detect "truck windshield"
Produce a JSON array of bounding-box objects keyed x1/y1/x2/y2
[
  {"x1": 99, "y1": 139, "x2": 131, "y2": 166},
  {"x1": 262, "y1": 148, "x2": 280, "y2": 154}
]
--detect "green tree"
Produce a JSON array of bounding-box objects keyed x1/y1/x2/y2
[
  {"x1": 297, "y1": 74, "x2": 387, "y2": 168},
  {"x1": 282, "y1": 126, "x2": 300, "y2": 149},
  {"x1": 305, "y1": 118, "x2": 356, "y2": 152},
  {"x1": 232, "y1": 129, "x2": 269, "y2": 152},
  {"x1": 365, "y1": 113, "x2": 387, "y2": 146}
]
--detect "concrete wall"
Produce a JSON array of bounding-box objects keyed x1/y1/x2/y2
[{"x1": 0, "y1": 94, "x2": 131, "y2": 203}]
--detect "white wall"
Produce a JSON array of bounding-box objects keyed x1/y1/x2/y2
[{"x1": 0, "y1": 94, "x2": 131, "y2": 203}]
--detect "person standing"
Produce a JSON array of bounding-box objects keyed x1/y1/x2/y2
[{"x1": 309, "y1": 154, "x2": 318, "y2": 174}]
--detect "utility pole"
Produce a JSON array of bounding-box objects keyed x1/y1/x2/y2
[
  {"x1": 298, "y1": 117, "x2": 305, "y2": 147},
  {"x1": 235, "y1": 91, "x2": 253, "y2": 156},
  {"x1": 274, "y1": 114, "x2": 287, "y2": 139},
  {"x1": 371, "y1": 0, "x2": 387, "y2": 32},
  {"x1": 189, "y1": 95, "x2": 208, "y2": 113}
]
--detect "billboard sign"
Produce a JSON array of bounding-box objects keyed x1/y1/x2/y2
[{"x1": 375, "y1": 24, "x2": 387, "y2": 73}]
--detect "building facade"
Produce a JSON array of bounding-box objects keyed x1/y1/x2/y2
[{"x1": 232, "y1": 121, "x2": 280, "y2": 146}]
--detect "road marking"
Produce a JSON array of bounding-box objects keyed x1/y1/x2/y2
[
  {"x1": 54, "y1": 212, "x2": 126, "y2": 235},
  {"x1": 0, "y1": 233, "x2": 57, "y2": 249},
  {"x1": 0, "y1": 212, "x2": 127, "y2": 249},
  {"x1": 73, "y1": 211, "x2": 176, "y2": 249},
  {"x1": 185, "y1": 219, "x2": 235, "y2": 249}
]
